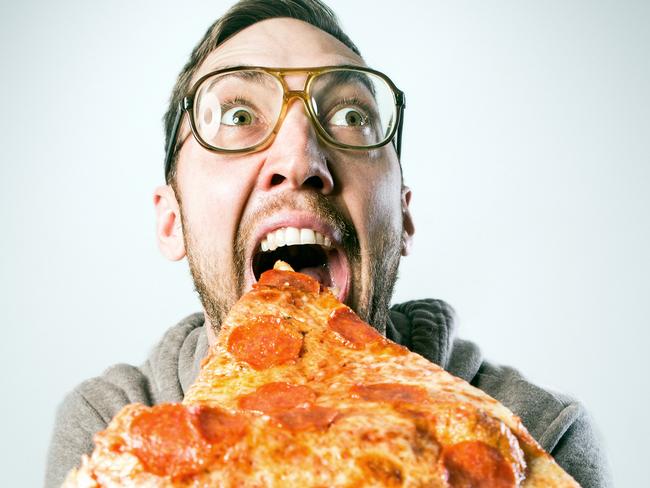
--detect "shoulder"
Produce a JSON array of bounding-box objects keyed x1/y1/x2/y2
[
  {"x1": 46, "y1": 313, "x2": 206, "y2": 488},
  {"x1": 449, "y1": 337, "x2": 613, "y2": 487},
  {"x1": 142, "y1": 312, "x2": 206, "y2": 401},
  {"x1": 60, "y1": 363, "x2": 153, "y2": 424},
  {"x1": 390, "y1": 299, "x2": 612, "y2": 487},
  {"x1": 472, "y1": 360, "x2": 613, "y2": 487},
  {"x1": 45, "y1": 364, "x2": 151, "y2": 488},
  {"x1": 68, "y1": 312, "x2": 205, "y2": 414},
  {"x1": 471, "y1": 359, "x2": 583, "y2": 449},
  {"x1": 449, "y1": 344, "x2": 614, "y2": 487}
]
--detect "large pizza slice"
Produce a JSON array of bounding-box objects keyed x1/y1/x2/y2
[{"x1": 63, "y1": 262, "x2": 580, "y2": 487}]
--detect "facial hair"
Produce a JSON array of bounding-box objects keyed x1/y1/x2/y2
[{"x1": 180, "y1": 191, "x2": 403, "y2": 336}]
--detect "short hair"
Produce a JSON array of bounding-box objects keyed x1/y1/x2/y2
[{"x1": 163, "y1": 0, "x2": 361, "y2": 183}]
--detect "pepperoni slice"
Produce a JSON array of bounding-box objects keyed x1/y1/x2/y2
[
  {"x1": 253, "y1": 289, "x2": 285, "y2": 303},
  {"x1": 127, "y1": 404, "x2": 248, "y2": 479},
  {"x1": 193, "y1": 405, "x2": 248, "y2": 446},
  {"x1": 350, "y1": 383, "x2": 429, "y2": 404},
  {"x1": 238, "y1": 382, "x2": 317, "y2": 414},
  {"x1": 442, "y1": 441, "x2": 516, "y2": 488},
  {"x1": 272, "y1": 405, "x2": 339, "y2": 432},
  {"x1": 128, "y1": 404, "x2": 207, "y2": 478},
  {"x1": 227, "y1": 315, "x2": 303, "y2": 370},
  {"x1": 328, "y1": 307, "x2": 383, "y2": 348},
  {"x1": 257, "y1": 269, "x2": 320, "y2": 293}
]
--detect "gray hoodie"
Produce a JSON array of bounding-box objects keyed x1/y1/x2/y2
[{"x1": 45, "y1": 300, "x2": 612, "y2": 487}]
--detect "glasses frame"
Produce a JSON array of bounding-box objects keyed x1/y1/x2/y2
[{"x1": 164, "y1": 65, "x2": 405, "y2": 181}]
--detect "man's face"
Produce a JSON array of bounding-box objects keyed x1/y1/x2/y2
[{"x1": 155, "y1": 18, "x2": 413, "y2": 338}]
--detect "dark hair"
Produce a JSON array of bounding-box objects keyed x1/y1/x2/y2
[{"x1": 163, "y1": 0, "x2": 361, "y2": 182}]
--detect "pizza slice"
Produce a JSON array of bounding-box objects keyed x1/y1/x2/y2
[{"x1": 63, "y1": 262, "x2": 580, "y2": 487}]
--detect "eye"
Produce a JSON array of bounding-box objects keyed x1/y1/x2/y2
[
  {"x1": 330, "y1": 107, "x2": 367, "y2": 127},
  {"x1": 221, "y1": 106, "x2": 254, "y2": 126}
]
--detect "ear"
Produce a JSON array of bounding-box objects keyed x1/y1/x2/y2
[
  {"x1": 400, "y1": 186, "x2": 415, "y2": 256},
  {"x1": 153, "y1": 185, "x2": 186, "y2": 261}
]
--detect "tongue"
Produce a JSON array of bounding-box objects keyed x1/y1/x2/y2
[{"x1": 297, "y1": 265, "x2": 332, "y2": 287}]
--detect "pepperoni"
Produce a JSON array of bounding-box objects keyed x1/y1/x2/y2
[
  {"x1": 253, "y1": 289, "x2": 285, "y2": 302},
  {"x1": 442, "y1": 441, "x2": 516, "y2": 488},
  {"x1": 128, "y1": 404, "x2": 207, "y2": 478},
  {"x1": 350, "y1": 383, "x2": 429, "y2": 404},
  {"x1": 127, "y1": 404, "x2": 248, "y2": 479},
  {"x1": 193, "y1": 405, "x2": 248, "y2": 445},
  {"x1": 272, "y1": 405, "x2": 339, "y2": 432},
  {"x1": 257, "y1": 269, "x2": 320, "y2": 293},
  {"x1": 238, "y1": 382, "x2": 317, "y2": 414},
  {"x1": 328, "y1": 307, "x2": 383, "y2": 348},
  {"x1": 227, "y1": 315, "x2": 303, "y2": 370},
  {"x1": 238, "y1": 382, "x2": 336, "y2": 432}
]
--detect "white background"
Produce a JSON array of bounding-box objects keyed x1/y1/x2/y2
[{"x1": 1, "y1": 0, "x2": 648, "y2": 485}]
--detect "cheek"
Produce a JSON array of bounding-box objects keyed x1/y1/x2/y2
[
  {"x1": 176, "y1": 143, "x2": 257, "y2": 246},
  {"x1": 343, "y1": 165, "x2": 403, "y2": 239},
  {"x1": 369, "y1": 184, "x2": 403, "y2": 235}
]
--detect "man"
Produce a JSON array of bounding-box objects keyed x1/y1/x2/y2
[{"x1": 46, "y1": 1, "x2": 612, "y2": 487}]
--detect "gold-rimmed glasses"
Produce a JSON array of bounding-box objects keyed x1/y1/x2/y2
[{"x1": 164, "y1": 65, "x2": 405, "y2": 181}]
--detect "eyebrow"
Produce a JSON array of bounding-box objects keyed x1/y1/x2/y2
[
  {"x1": 202, "y1": 68, "x2": 276, "y2": 90},
  {"x1": 203, "y1": 63, "x2": 366, "y2": 73},
  {"x1": 205, "y1": 63, "x2": 252, "y2": 71},
  {"x1": 192, "y1": 64, "x2": 253, "y2": 86},
  {"x1": 315, "y1": 69, "x2": 377, "y2": 99},
  {"x1": 197, "y1": 65, "x2": 378, "y2": 96}
]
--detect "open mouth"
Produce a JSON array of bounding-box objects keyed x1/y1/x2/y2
[{"x1": 250, "y1": 227, "x2": 349, "y2": 300}]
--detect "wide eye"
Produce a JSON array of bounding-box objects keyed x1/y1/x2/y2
[
  {"x1": 330, "y1": 107, "x2": 367, "y2": 127},
  {"x1": 221, "y1": 106, "x2": 254, "y2": 126}
]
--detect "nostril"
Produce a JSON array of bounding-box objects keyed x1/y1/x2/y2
[
  {"x1": 304, "y1": 175, "x2": 324, "y2": 190},
  {"x1": 270, "y1": 174, "x2": 286, "y2": 186}
]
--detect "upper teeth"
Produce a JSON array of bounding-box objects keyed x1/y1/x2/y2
[{"x1": 260, "y1": 227, "x2": 332, "y2": 252}]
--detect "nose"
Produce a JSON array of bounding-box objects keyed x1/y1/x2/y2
[{"x1": 257, "y1": 99, "x2": 334, "y2": 194}]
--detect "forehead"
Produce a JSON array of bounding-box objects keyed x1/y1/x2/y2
[{"x1": 194, "y1": 17, "x2": 365, "y2": 81}]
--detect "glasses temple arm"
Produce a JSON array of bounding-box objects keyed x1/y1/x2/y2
[
  {"x1": 396, "y1": 108, "x2": 404, "y2": 159},
  {"x1": 164, "y1": 101, "x2": 184, "y2": 183},
  {"x1": 395, "y1": 92, "x2": 405, "y2": 160}
]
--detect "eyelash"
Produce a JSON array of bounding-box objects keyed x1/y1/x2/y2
[
  {"x1": 218, "y1": 95, "x2": 373, "y2": 125},
  {"x1": 332, "y1": 96, "x2": 372, "y2": 116},
  {"x1": 221, "y1": 96, "x2": 256, "y2": 113}
]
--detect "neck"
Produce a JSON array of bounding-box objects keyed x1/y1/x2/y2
[{"x1": 205, "y1": 313, "x2": 219, "y2": 346}]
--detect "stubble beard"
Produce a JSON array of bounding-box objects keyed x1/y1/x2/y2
[{"x1": 180, "y1": 192, "x2": 403, "y2": 337}]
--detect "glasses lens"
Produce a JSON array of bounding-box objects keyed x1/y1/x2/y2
[
  {"x1": 193, "y1": 70, "x2": 283, "y2": 151},
  {"x1": 309, "y1": 69, "x2": 397, "y2": 148}
]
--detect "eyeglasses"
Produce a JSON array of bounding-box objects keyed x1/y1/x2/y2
[{"x1": 164, "y1": 65, "x2": 405, "y2": 181}]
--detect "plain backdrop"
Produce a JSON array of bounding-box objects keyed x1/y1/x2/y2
[{"x1": 1, "y1": 0, "x2": 648, "y2": 485}]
